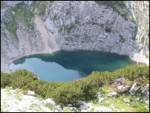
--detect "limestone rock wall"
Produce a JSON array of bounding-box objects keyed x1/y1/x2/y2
[{"x1": 125, "y1": 1, "x2": 149, "y2": 57}]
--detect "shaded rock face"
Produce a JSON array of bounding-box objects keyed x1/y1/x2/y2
[
  {"x1": 1, "y1": 1, "x2": 149, "y2": 72},
  {"x1": 47, "y1": 1, "x2": 137, "y2": 55}
]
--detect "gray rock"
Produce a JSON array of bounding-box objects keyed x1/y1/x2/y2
[
  {"x1": 43, "y1": 98, "x2": 56, "y2": 106},
  {"x1": 27, "y1": 91, "x2": 36, "y2": 96},
  {"x1": 112, "y1": 77, "x2": 130, "y2": 93},
  {"x1": 117, "y1": 85, "x2": 130, "y2": 93},
  {"x1": 67, "y1": 104, "x2": 73, "y2": 107},
  {"x1": 80, "y1": 102, "x2": 89, "y2": 110},
  {"x1": 54, "y1": 105, "x2": 62, "y2": 112},
  {"x1": 142, "y1": 84, "x2": 149, "y2": 98},
  {"x1": 79, "y1": 101, "x2": 92, "y2": 110},
  {"x1": 129, "y1": 82, "x2": 141, "y2": 95},
  {"x1": 112, "y1": 77, "x2": 126, "y2": 86},
  {"x1": 107, "y1": 92, "x2": 117, "y2": 97},
  {"x1": 123, "y1": 98, "x2": 130, "y2": 103}
]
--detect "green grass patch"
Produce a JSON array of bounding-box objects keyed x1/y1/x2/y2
[
  {"x1": 3, "y1": 10, "x2": 17, "y2": 36},
  {"x1": 12, "y1": 2, "x2": 34, "y2": 28},
  {"x1": 31, "y1": 1, "x2": 49, "y2": 16}
]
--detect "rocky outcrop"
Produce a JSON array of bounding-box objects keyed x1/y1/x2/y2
[
  {"x1": 112, "y1": 77, "x2": 130, "y2": 93},
  {"x1": 125, "y1": 1, "x2": 149, "y2": 53},
  {"x1": 110, "y1": 77, "x2": 149, "y2": 101},
  {"x1": 1, "y1": 1, "x2": 149, "y2": 72},
  {"x1": 125, "y1": 1, "x2": 149, "y2": 65},
  {"x1": 1, "y1": 88, "x2": 57, "y2": 112}
]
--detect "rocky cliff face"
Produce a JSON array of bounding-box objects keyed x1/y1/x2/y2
[
  {"x1": 125, "y1": 1, "x2": 149, "y2": 64},
  {"x1": 1, "y1": 1, "x2": 149, "y2": 71},
  {"x1": 126, "y1": 1, "x2": 149, "y2": 53}
]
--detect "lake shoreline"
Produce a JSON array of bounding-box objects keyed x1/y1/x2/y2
[{"x1": 2, "y1": 50, "x2": 149, "y2": 73}]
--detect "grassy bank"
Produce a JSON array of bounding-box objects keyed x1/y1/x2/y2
[{"x1": 1, "y1": 64, "x2": 149, "y2": 105}]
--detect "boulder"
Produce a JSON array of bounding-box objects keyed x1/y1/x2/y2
[
  {"x1": 112, "y1": 77, "x2": 130, "y2": 93},
  {"x1": 54, "y1": 105, "x2": 62, "y2": 112},
  {"x1": 112, "y1": 77, "x2": 126, "y2": 85},
  {"x1": 142, "y1": 84, "x2": 149, "y2": 98},
  {"x1": 79, "y1": 101, "x2": 92, "y2": 110},
  {"x1": 43, "y1": 98, "x2": 56, "y2": 106},
  {"x1": 123, "y1": 98, "x2": 130, "y2": 103},
  {"x1": 27, "y1": 90, "x2": 36, "y2": 96},
  {"x1": 107, "y1": 91, "x2": 118, "y2": 97},
  {"x1": 67, "y1": 104, "x2": 73, "y2": 107},
  {"x1": 117, "y1": 85, "x2": 130, "y2": 93},
  {"x1": 129, "y1": 82, "x2": 141, "y2": 95}
]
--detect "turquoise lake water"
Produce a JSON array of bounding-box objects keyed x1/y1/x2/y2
[{"x1": 9, "y1": 51, "x2": 133, "y2": 82}]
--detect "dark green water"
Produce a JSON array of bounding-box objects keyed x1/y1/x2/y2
[{"x1": 9, "y1": 51, "x2": 133, "y2": 82}]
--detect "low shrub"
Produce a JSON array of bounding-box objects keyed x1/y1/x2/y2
[
  {"x1": 1, "y1": 72, "x2": 12, "y2": 87},
  {"x1": 1, "y1": 64, "x2": 149, "y2": 105}
]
